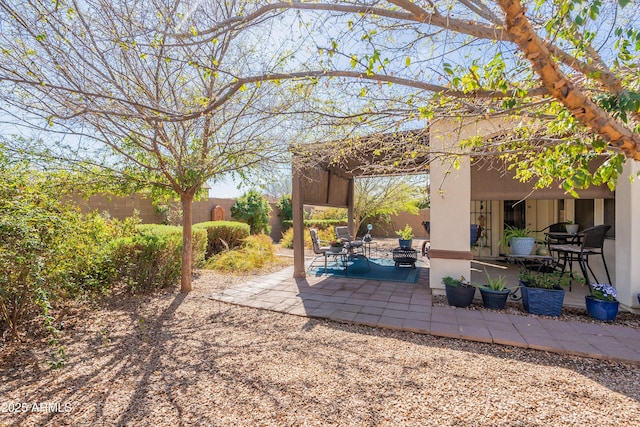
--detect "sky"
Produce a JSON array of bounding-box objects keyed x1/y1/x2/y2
[{"x1": 208, "y1": 174, "x2": 245, "y2": 198}]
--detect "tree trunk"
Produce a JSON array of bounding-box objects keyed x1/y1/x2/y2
[{"x1": 180, "y1": 193, "x2": 194, "y2": 293}]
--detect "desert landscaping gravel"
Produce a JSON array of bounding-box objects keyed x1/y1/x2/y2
[{"x1": 2, "y1": 263, "x2": 640, "y2": 426}]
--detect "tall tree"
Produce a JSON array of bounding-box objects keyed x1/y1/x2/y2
[
  {"x1": 189, "y1": 0, "x2": 639, "y2": 191},
  {"x1": 0, "y1": 0, "x2": 304, "y2": 292},
  {"x1": 352, "y1": 176, "x2": 424, "y2": 237},
  {"x1": 3, "y1": 0, "x2": 639, "y2": 291}
]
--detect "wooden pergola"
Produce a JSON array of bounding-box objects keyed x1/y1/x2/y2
[
  {"x1": 290, "y1": 129, "x2": 430, "y2": 278},
  {"x1": 291, "y1": 121, "x2": 614, "y2": 281}
]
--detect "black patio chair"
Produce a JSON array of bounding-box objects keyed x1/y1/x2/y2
[
  {"x1": 335, "y1": 226, "x2": 364, "y2": 254},
  {"x1": 550, "y1": 224, "x2": 612, "y2": 287}
]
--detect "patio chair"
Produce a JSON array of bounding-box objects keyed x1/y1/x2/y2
[
  {"x1": 550, "y1": 224, "x2": 612, "y2": 287},
  {"x1": 309, "y1": 228, "x2": 338, "y2": 273},
  {"x1": 334, "y1": 226, "x2": 364, "y2": 254}
]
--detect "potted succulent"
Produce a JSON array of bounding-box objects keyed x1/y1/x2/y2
[
  {"x1": 518, "y1": 269, "x2": 574, "y2": 317},
  {"x1": 329, "y1": 238, "x2": 345, "y2": 253},
  {"x1": 501, "y1": 225, "x2": 536, "y2": 256},
  {"x1": 479, "y1": 269, "x2": 511, "y2": 310},
  {"x1": 585, "y1": 283, "x2": 619, "y2": 322},
  {"x1": 442, "y1": 276, "x2": 476, "y2": 308},
  {"x1": 396, "y1": 225, "x2": 414, "y2": 249}
]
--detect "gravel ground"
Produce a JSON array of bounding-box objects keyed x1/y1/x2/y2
[{"x1": 2, "y1": 256, "x2": 640, "y2": 426}]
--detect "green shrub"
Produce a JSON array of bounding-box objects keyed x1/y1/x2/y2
[
  {"x1": 281, "y1": 219, "x2": 346, "y2": 231},
  {"x1": 193, "y1": 221, "x2": 250, "y2": 258},
  {"x1": 230, "y1": 190, "x2": 272, "y2": 234},
  {"x1": 66, "y1": 213, "x2": 140, "y2": 294},
  {"x1": 0, "y1": 160, "x2": 88, "y2": 341},
  {"x1": 107, "y1": 225, "x2": 206, "y2": 293},
  {"x1": 276, "y1": 194, "x2": 292, "y2": 232},
  {"x1": 205, "y1": 234, "x2": 277, "y2": 272}
]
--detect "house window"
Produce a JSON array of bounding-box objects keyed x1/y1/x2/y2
[
  {"x1": 504, "y1": 200, "x2": 526, "y2": 230},
  {"x1": 575, "y1": 199, "x2": 594, "y2": 230},
  {"x1": 604, "y1": 198, "x2": 615, "y2": 238}
]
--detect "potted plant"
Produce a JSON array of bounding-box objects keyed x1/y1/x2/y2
[
  {"x1": 396, "y1": 225, "x2": 414, "y2": 249},
  {"x1": 328, "y1": 238, "x2": 345, "y2": 253},
  {"x1": 501, "y1": 225, "x2": 535, "y2": 256},
  {"x1": 585, "y1": 283, "x2": 619, "y2": 322},
  {"x1": 565, "y1": 221, "x2": 579, "y2": 234},
  {"x1": 479, "y1": 269, "x2": 511, "y2": 310},
  {"x1": 518, "y1": 269, "x2": 574, "y2": 317},
  {"x1": 442, "y1": 276, "x2": 476, "y2": 308}
]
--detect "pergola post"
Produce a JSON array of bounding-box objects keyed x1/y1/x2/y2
[
  {"x1": 292, "y1": 165, "x2": 306, "y2": 278},
  {"x1": 347, "y1": 178, "x2": 355, "y2": 235},
  {"x1": 615, "y1": 161, "x2": 640, "y2": 312}
]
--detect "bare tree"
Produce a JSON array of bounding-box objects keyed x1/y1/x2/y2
[
  {"x1": 0, "y1": 0, "x2": 308, "y2": 292},
  {"x1": 185, "y1": 0, "x2": 639, "y2": 189},
  {"x1": 2, "y1": 0, "x2": 639, "y2": 291}
]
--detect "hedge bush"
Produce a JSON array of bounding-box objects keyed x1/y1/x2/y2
[
  {"x1": 193, "y1": 221, "x2": 250, "y2": 258},
  {"x1": 281, "y1": 219, "x2": 346, "y2": 231},
  {"x1": 107, "y1": 225, "x2": 207, "y2": 293}
]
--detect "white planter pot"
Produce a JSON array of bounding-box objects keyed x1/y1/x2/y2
[
  {"x1": 565, "y1": 224, "x2": 579, "y2": 234},
  {"x1": 510, "y1": 237, "x2": 536, "y2": 256}
]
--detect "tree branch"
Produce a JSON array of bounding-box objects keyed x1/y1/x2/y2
[{"x1": 497, "y1": 0, "x2": 640, "y2": 159}]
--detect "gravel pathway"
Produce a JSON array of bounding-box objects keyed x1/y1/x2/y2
[{"x1": 1, "y1": 265, "x2": 639, "y2": 426}]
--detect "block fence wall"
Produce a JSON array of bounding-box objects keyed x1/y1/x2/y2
[{"x1": 67, "y1": 194, "x2": 429, "y2": 242}]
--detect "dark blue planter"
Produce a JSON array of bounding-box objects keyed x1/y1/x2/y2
[
  {"x1": 519, "y1": 282, "x2": 565, "y2": 317},
  {"x1": 445, "y1": 284, "x2": 476, "y2": 308},
  {"x1": 480, "y1": 287, "x2": 510, "y2": 310},
  {"x1": 398, "y1": 239, "x2": 413, "y2": 249},
  {"x1": 585, "y1": 296, "x2": 619, "y2": 322}
]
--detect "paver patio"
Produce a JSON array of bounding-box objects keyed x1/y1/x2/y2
[{"x1": 207, "y1": 264, "x2": 640, "y2": 365}]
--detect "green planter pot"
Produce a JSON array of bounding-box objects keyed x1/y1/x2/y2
[
  {"x1": 519, "y1": 281, "x2": 565, "y2": 317},
  {"x1": 480, "y1": 287, "x2": 510, "y2": 310},
  {"x1": 445, "y1": 284, "x2": 476, "y2": 308}
]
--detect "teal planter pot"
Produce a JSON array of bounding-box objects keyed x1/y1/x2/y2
[{"x1": 585, "y1": 296, "x2": 619, "y2": 322}]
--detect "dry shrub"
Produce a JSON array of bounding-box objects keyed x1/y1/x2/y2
[{"x1": 204, "y1": 234, "x2": 280, "y2": 272}]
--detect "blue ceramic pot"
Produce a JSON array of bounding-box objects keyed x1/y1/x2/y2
[
  {"x1": 519, "y1": 282, "x2": 565, "y2": 317},
  {"x1": 585, "y1": 296, "x2": 619, "y2": 322}
]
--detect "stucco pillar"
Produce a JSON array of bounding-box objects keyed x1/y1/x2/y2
[
  {"x1": 428, "y1": 121, "x2": 472, "y2": 293},
  {"x1": 292, "y1": 166, "x2": 306, "y2": 278},
  {"x1": 615, "y1": 161, "x2": 640, "y2": 311}
]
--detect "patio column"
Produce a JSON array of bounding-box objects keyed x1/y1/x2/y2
[
  {"x1": 428, "y1": 120, "x2": 473, "y2": 294},
  {"x1": 292, "y1": 165, "x2": 306, "y2": 278},
  {"x1": 615, "y1": 160, "x2": 640, "y2": 312},
  {"x1": 347, "y1": 178, "x2": 355, "y2": 235}
]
